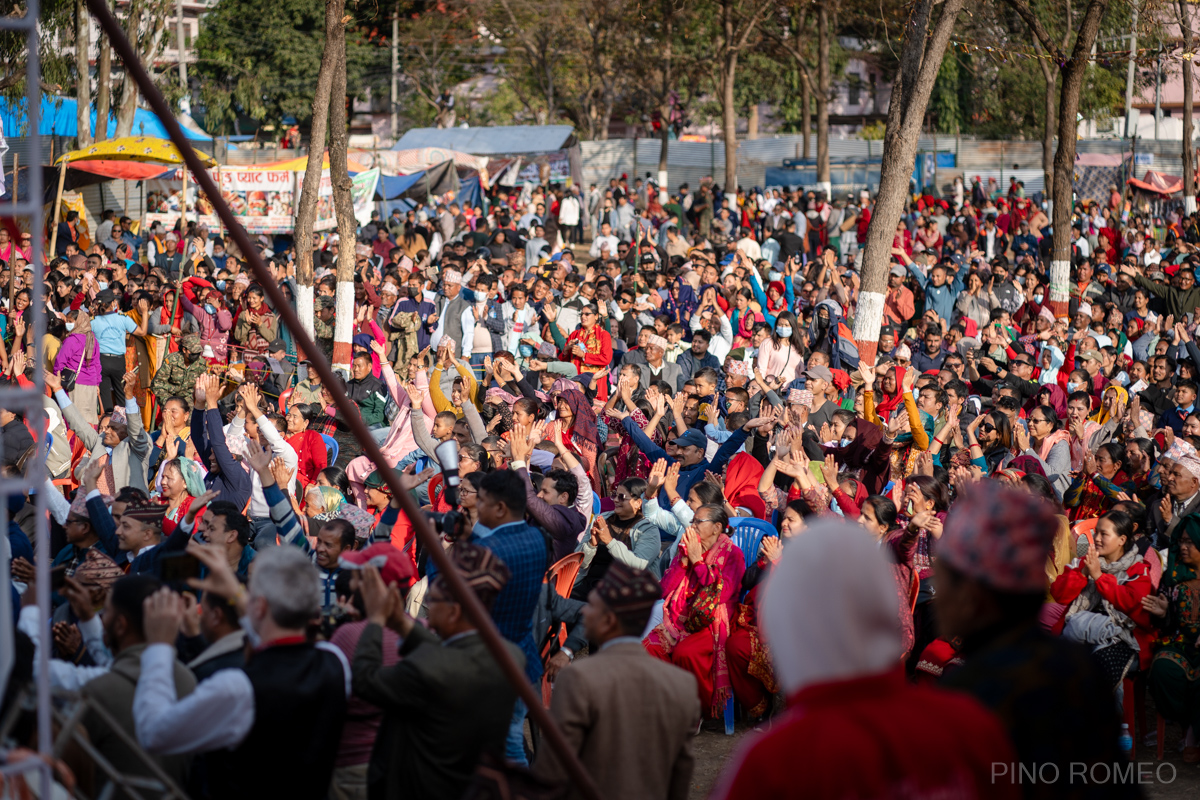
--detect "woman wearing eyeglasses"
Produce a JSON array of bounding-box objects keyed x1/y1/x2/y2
[
  {"x1": 1014, "y1": 404, "x2": 1072, "y2": 498},
  {"x1": 644, "y1": 503, "x2": 746, "y2": 720}
]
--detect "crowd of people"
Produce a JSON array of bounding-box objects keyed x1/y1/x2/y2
[{"x1": 4, "y1": 170, "x2": 1200, "y2": 799}]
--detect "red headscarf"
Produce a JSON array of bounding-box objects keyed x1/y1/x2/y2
[
  {"x1": 723, "y1": 452, "x2": 767, "y2": 519},
  {"x1": 874, "y1": 366, "x2": 907, "y2": 419}
]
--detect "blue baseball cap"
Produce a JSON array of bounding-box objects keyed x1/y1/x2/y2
[
  {"x1": 671, "y1": 429, "x2": 707, "y2": 449},
  {"x1": 550, "y1": 252, "x2": 564, "y2": 262}
]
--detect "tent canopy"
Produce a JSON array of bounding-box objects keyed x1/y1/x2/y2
[
  {"x1": 0, "y1": 95, "x2": 212, "y2": 141},
  {"x1": 394, "y1": 125, "x2": 575, "y2": 156},
  {"x1": 364, "y1": 160, "x2": 460, "y2": 202},
  {"x1": 57, "y1": 137, "x2": 218, "y2": 168},
  {"x1": 1128, "y1": 170, "x2": 1183, "y2": 196}
]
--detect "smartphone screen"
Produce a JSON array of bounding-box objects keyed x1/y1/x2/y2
[{"x1": 159, "y1": 553, "x2": 202, "y2": 586}]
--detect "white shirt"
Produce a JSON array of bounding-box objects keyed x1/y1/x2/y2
[
  {"x1": 134, "y1": 641, "x2": 351, "y2": 755},
  {"x1": 18, "y1": 605, "x2": 111, "y2": 691},
  {"x1": 589, "y1": 234, "x2": 620, "y2": 259},
  {"x1": 224, "y1": 415, "x2": 299, "y2": 518}
]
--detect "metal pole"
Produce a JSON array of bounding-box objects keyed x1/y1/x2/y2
[
  {"x1": 9, "y1": 153, "x2": 17, "y2": 312},
  {"x1": 1155, "y1": 50, "x2": 1162, "y2": 141},
  {"x1": 82, "y1": 2, "x2": 606, "y2": 797},
  {"x1": 390, "y1": 4, "x2": 398, "y2": 142},
  {"x1": 176, "y1": 0, "x2": 187, "y2": 112},
  {"x1": 1125, "y1": 4, "x2": 1139, "y2": 138}
]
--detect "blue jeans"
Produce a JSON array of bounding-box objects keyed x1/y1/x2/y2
[
  {"x1": 505, "y1": 697, "x2": 528, "y2": 765},
  {"x1": 469, "y1": 352, "x2": 488, "y2": 381},
  {"x1": 249, "y1": 516, "x2": 278, "y2": 547}
]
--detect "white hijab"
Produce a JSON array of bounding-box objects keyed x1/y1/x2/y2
[{"x1": 762, "y1": 520, "x2": 902, "y2": 694}]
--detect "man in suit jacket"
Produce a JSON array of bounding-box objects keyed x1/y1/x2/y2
[
  {"x1": 352, "y1": 542, "x2": 525, "y2": 800},
  {"x1": 50, "y1": 369, "x2": 150, "y2": 495},
  {"x1": 1150, "y1": 455, "x2": 1200, "y2": 547},
  {"x1": 82, "y1": 574, "x2": 196, "y2": 797},
  {"x1": 533, "y1": 563, "x2": 698, "y2": 800},
  {"x1": 639, "y1": 334, "x2": 684, "y2": 392}
]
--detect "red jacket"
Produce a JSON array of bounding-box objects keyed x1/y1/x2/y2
[
  {"x1": 713, "y1": 668, "x2": 1019, "y2": 800},
  {"x1": 1049, "y1": 559, "x2": 1155, "y2": 669}
]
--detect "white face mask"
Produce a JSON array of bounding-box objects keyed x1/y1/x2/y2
[
  {"x1": 65, "y1": 322, "x2": 75, "y2": 332},
  {"x1": 97, "y1": 281, "x2": 109, "y2": 291},
  {"x1": 1034, "y1": 293, "x2": 1044, "y2": 304},
  {"x1": 1067, "y1": 381, "x2": 1080, "y2": 392},
  {"x1": 776, "y1": 326, "x2": 793, "y2": 338}
]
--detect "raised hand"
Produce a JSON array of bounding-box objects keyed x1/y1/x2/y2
[
  {"x1": 183, "y1": 489, "x2": 220, "y2": 525},
  {"x1": 509, "y1": 422, "x2": 533, "y2": 462},
  {"x1": 859, "y1": 362, "x2": 876, "y2": 390},
  {"x1": 142, "y1": 588, "x2": 187, "y2": 646},
  {"x1": 243, "y1": 437, "x2": 275, "y2": 478},
  {"x1": 9, "y1": 348, "x2": 25, "y2": 378},
  {"x1": 123, "y1": 370, "x2": 139, "y2": 399},
  {"x1": 646, "y1": 458, "x2": 668, "y2": 497},
  {"x1": 821, "y1": 454, "x2": 839, "y2": 487},
  {"x1": 82, "y1": 455, "x2": 106, "y2": 492},
  {"x1": 43, "y1": 369, "x2": 61, "y2": 393},
  {"x1": 269, "y1": 457, "x2": 293, "y2": 489},
  {"x1": 663, "y1": 461, "x2": 681, "y2": 497}
]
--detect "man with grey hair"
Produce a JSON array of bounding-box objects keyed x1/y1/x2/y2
[{"x1": 132, "y1": 543, "x2": 350, "y2": 800}]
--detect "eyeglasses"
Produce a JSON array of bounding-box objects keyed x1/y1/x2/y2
[
  {"x1": 979, "y1": 423, "x2": 997, "y2": 433},
  {"x1": 613, "y1": 492, "x2": 636, "y2": 501},
  {"x1": 693, "y1": 517, "x2": 719, "y2": 525},
  {"x1": 1030, "y1": 417, "x2": 1048, "y2": 425}
]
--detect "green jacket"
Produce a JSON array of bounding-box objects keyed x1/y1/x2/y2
[{"x1": 151, "y1": 351, "x2": 207, "y2": 406}]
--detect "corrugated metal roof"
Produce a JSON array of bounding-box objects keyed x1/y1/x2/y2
[{"x1": 394, "y1": 125, "x2": 575, "y2": 155}]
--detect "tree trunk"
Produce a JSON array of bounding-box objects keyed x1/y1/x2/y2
[
  {"x1": 721, "y1": 51, "x2": 739, "y2": 192},
  {"x1": 96, "y1": 1, "x2": 112, "y2": 142},
  {"x1": 75, "y1": 0, "x2": 92, "y2": 147},
  {"x1": 816, "y1": 3, "x2": 831, "y2": 191},
  {"x1": 327, "y1": 3, "x2": 358, "y2": 375},
  {"x1": 852, "y1": 0, "x2": 965, "y2": 365},
  {"x1": 657, "y1": 10, "x2": 673, "y2": 184},
  {"x1": 114, "y1": 0, "x2": 144, "y2": 137},
  {"x1": 1007, "y1": 0, "x2": 1111, "y2": 318},
  {"x1": 292, "y1": 0, "x2": 341, "y2": 343},
  {"x1": 1183, "y1": 0, "x2": 1196, "y2": 214},
  {"x1": 1040, "y1": 57, "x2": 1056, "y2": 201},
  {"x1": 801, "y1": 75, "x2": 810, "y2": 161}
]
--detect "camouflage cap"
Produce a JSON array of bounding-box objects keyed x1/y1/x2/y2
[
  {"x1": 181, "y1": 333, "x2": 203, "y2": 354},
  {"x1": 316, "y1": 296, "x2": 336, "y2": 310}
]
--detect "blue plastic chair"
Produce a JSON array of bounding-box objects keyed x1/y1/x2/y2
[
  {"x1": 727, "y1": 517, "x2": 778, "y2": 565},
  {"x1": 321, "y1": 433, "x2": 338, "y2": 466}
]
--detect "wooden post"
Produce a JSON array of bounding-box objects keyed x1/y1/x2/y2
[
  {"x1": 123, "y1": 178, "x2": 129, "y2": 217},
  {"x1": 215, "y1": 164, "x2": 224, "y2": 238},
  {"x1": 47, "y1": 161, "x2": 69, "y2": 259},
  {"x1": 9, "y1": 153, "x2": 17, "y2": 312},
  {"x1": 181, "y1": 166, "x2": 189, "y2": 230}
]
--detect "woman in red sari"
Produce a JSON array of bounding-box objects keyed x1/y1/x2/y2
[
  {"x1": 285, "y1": 403, "x2": 328, "y2": 494},
  {"x1": 645, "y1": 504, "x2": 746, "y2": 718}
]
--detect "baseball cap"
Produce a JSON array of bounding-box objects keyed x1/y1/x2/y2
[
  {"x1": 889, "y1": 265, "x2": 906, "y2": 277},
  {"x1": 1077, "y1": 350, "x2": 1104, "y2": 363},
  {"x1": 804, "y1": 365, "x2": 834, "y2": 383},
  {"x1": 267, "y1": 338, "x2": 287, "y2": 353},
  {"x1": 670, "y1": 429, "x2": 707, "y2": 450},
  {"x1": 339, "y1": 542, "x2": 416, "y2": 588}
]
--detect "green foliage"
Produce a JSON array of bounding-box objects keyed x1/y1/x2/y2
[
  {"x1": 860, "y1": 120, "x2": 886, "y2": 139},
  {"x1": 193, "y1": 0, "x2": 388, "y2": 135},
  {"x1": 930, "y1": 49, "x2": 962, "y2": 134},
  {"x1": 0, "y1": 0, "x2": 75, "y2": 114}
]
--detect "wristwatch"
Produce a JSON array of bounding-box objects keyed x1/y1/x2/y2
[{"x1": 560, "y1": 646, "x2": 575, "y2": 661}]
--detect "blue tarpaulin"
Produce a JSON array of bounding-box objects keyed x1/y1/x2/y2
[
  {"x1": 0, "y1": 95, "x2": 212, "y2": 141},
  {"x1": 456, "y1": 175, "x2": 481, "y2": 210}
]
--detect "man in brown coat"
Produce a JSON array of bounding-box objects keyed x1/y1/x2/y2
[
  {"x1": 533, "y1": 563, "x2": 698, "y2": 800},
  {"x1": 82, "y1": 574, "x2": 196, "y2": 797}
]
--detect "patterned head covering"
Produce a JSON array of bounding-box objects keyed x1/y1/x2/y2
[
  {"x1": 1176, "y1": 454, "x2": 1200, "y2": 481},
  {"x1": 727, "y1": 359, "x2": 751, "y2": 378},
  {"x1": 170, "y1": 458, "x2": 207, "y2": 498},
  {"x1": 645, "y1": 334, "x2": 669, "y2": 351},
  {"x1": 69, "y1": 490, "x2": 112, "y2": 519},
  {"x1": 338, "y1": 502, "x2": 378, "y2": 541},
  {"x1": 109, "y1": 406, "x2": 127, "y2": 426},
  {"x1": 595, "y1": 562, "x2": 661, "y2": 624},
  {"x1": 307, "y1": 485, "x2": 346, "y2": 520},
  {"x1": 437, "y1": 542, "x2": 510, "y2": 604},
  {"x1": 122, "y1": 500, "x2": 168, "y2": 529},
  {"x1": 939, "y1": 481, "x2": 1059, "y2": 594},
  {"x1": 443, "y1": 269, "x2": 463, "y2": 285},
  {"x1": 73, "y1": 548, "x2": 123, "y2": 592},
  {"x1": 181, "y1": 333, "x2": 203, "y2": 355}
]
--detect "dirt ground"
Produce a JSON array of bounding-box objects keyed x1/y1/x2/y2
[{"x1": 685, "y1": 709, "x2": 1200, "y2": 799}]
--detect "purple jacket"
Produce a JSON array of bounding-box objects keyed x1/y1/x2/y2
[{"x1": 54, "y1": 333, "x2": 102, "y2": 386}]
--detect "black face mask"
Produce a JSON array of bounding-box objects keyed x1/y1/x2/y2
[{"x1": 817, "y1": 315, "x2": 830, "y2": 331}]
